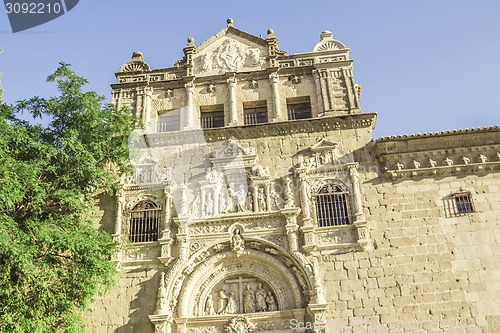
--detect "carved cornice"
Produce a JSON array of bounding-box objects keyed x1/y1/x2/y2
[
  {"x1": 139, "y1": 113, "x2": 376, "y2": 147},
  {"x1": 373, "y1": 126, "x2": 500, "y2": 156},
  {"x1": 372, "y1": 126, "x2": 500, "y2": 179}
]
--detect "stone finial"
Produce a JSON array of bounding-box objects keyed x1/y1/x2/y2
[
  {"x1": 227, "y1": 18, "x2": 234, "y2": 27},
  {"x1": 132, "y1": 51, "x2": 144, "y2": 61},
  {"x1": 186, "y1": 37, "x2": 195, "y2": 47},
  {"x1": 320, "y1": 30, "x2": 333, "y2": 41},
  {"x1": 267, "y1": 29, "x2": 275, "y2": 37}
]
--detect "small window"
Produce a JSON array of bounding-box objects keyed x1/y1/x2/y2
[
  {"x1": 129, "y1": 201, "x2": 161, "y2": 242},
  {"x1": 452, "y1": 190, "x2": 474, "y2": 214},
  {"x1": 157, "y1": 110, "x2": 181, "y2": 132},
  {"x1": 314, "y1": 184, "x2": 351, "y2": 227},
  {"x1": 244, "y1": 102, "x2": 268, "y2": 125},
  {"x1": 200, "y1": 105, "x2": 224, "y2": 129},
  {"x1": 287, "y1": 97, "x2": 312, "y2": 120}
]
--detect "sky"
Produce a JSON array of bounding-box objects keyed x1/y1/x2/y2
[{"x1": 1, "y1": 0, "x2": 500, "y2": 139}]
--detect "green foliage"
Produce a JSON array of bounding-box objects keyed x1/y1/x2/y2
[{"x1": 0, "y1": 63, "x2": 137, "y2": 332}]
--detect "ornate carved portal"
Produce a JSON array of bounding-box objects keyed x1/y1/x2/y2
[{"x1": 149, "y1": 239, "x2": 326, "y2": 332}]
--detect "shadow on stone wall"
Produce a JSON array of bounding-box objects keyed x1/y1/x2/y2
[{"x1": 115, "y1": 269, "x2": 159, "y2": 333}]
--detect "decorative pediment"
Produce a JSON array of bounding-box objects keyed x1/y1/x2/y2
[
  {"x1": 211, "y1": 139, "x2": 257, "y2": 159},
  {"x1": 296, "y1": 139, "x2": 352, "y2": 170},
  {"x1": 193, "y1": 26, "x2": 268, "y2": 75},
  {"x1": 310, "y1": 138, "x2": 339, "y2": 152}
]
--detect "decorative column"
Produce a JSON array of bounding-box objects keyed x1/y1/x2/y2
[
  {"x1": 312, "y1": 70, "x2": 325, "y2": 117},
  {"x1": 269, "y1": 72, "x2": 283, "y2": 121},
  {"x1": 159, "y1": 184, "x2": 174, "y2": 266},
  {"x1": 348, "y1": 163, "x2": 372, "y2": 251},
  {"x1": 264, "y1": 183, "x2": 271, "y2": 212},
  {"x1": 252, "y1": 185, "x2": 259, "y2": 212},
  {"x1": 143, "y1": 86, "x2": 153, "y2": 132},
  {"x1": 227, "y1": 76, "x2": 238, "y2": 125},
  {"x1": 113, "y1": 190, "x2": 125, "y2": 240},
  {"x1": 184, "y1": 82, "x2": 195, "y2": 129}
]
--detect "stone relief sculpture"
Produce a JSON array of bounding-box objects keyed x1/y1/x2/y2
[
  {"x1": 224, "y1": 316, "x2": 256, "y2": 333},
  {"x1": 190, "y1": 191, "x2": 202, "y2": 217},
  {"x1": 235, "y1": 185, "x2": 247, "y2": 212},
  {"x1": 246, "y1": 191, "x2": 254, "y2": 211},
  {"x1": 265, "y1": 292, "x2": 277, "y2": 311},
  {"x1": 225, "y1": 292, "x2": 237, "y2": 314},
  {"x1": 205, "y1": 192, "x2": 214, "y2": 216},
  {"x1": 257, "y1": 187, "x2": 267, "y2": 212},
  {"x1": 255, "y1": 284, "x2": 267, "y2": 312},
  {"x1": 204, "y1": 295, "x2": 216, "y2": 316},
  {"x1": 217, "y1": 289, "x2": 228, "y2": 314},
  {"x1": 230, "y1": 229, "x2": 245, "y2": 256},
  {"x1": 243, "y1": 285, "x2": 255, "y2": 313},
  {"x1": 480, "y1": 154, "x2": 488, "y2": 163}
]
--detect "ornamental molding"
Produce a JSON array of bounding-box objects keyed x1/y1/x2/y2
[{"x1": 144, "y1": 114, "x2": 377, "y2": 147}]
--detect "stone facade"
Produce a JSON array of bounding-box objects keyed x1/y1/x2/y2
[{"x1": 86, "y1": 20, "x2": 500, "y2": 333}]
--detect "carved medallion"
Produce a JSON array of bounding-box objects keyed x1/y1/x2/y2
[{"x1": 224, "y1": 316, "x2": 256, "y2": 333}]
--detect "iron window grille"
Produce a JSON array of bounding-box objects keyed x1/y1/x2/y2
[
  {"x1": 287, "y1": 101, "x2": 312, "y2": 120},
  {"x1": 452, "y1": 190, "x2": 474, "y2": 214},
  {"x1": 129, "y1": 201, "x2": 161, "y2": 242},
  {"x1": 200, "y1": 107, "x2": 224, "y2": 129},
  {"x1": 314, "y1": 184, "x2": 351, "y2": 227},
  {"x1": 157, "y1": 111, "x2": 181, "y2": 132},
  {"x1": 244, "y1": 106, "x2": 268, "y2": 125}
]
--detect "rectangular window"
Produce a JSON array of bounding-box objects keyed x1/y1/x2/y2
[
  {"x1": 243, "y1": 102, "x2": 268, "y2": 125},
  {"x1": 200, "y1": 105, "x2": 224, "y2": 129},
  {"x1": 157, "y1": 110, "x2": 181, "y2": 132},
  {"x1": 287, "y1": 97, "x2": 312, "y2": 120},
  {"x1": 452, "y1": 190, "x2": 474, "y2": 214}
]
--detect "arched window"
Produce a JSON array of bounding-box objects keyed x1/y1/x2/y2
[
  {"x1": 314, "y1": 184, "x2": 351, "y2": 227},
  {"x1": 129, "y1": 201, "x2": 161, "y2": 242}
]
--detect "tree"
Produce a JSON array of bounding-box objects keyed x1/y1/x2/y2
[{"x1": 0, "y1": 63, "x2": 137, "y2": 332}]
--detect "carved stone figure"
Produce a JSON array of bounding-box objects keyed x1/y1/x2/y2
[
  {"x1": 201, "y1": 53, "x2": 213, "y2": 71},
  {"x1": 190, "y1": 191, "x2": 202, "y2": 217},
  {"x1": 236, "y1": 185, "x2": 247, "y2": 212},
  {"x1": 429, "y1": 159, "x2": 437, "y2": 168},
  {"x1": 480, "y1": 154, "x2": 488, "y2": 163},
  {"x1": 219, "y1": 191, "x2": 228, "y2": 214},
  {"x1": 444, "y1": 157, "x2": 454, "y2": 166},
  {"x1": 204, "y1": 295, "x2": 215, "y2": 316},
  {"x1": 226, "y1": 186, "x2": 236, "y2": 213},
  {"x1": 463, "y1": 156, "x2": 471, "y2": 165},
  {"x1": 396, "y1": 162, "x2": 405, "y2": 170},
  {"x1": 205, "y1": 192, "x2": 214, "y2": 216},
  {"x1": 243, "y1": 285, "x2": 255, "y2": 313},
  {"x1": 217, "y1": 289, "x2": 227, "y2": 314},
  {"x1": 225, "y1": 291, "x2": 237, "y2": 314},
  {"x1": 413, "y1": 160, "x2": 420, "y2": 169},
  {"x1": 255, "y1": 284, "x2": 267, "y2": 312},
  {"x1": 271, "y1": 189, "x2": 285, "y2": 210},
  {"x1": 231, "y1": 229, "x2": 245, "y2": 255},
  {"x1": 246, "y1": 191, "x2": 254, "y2": 211},
  {"x1": 257, "y1": 187, "x2": 267, "y2": 212},
  {"x1": 265, "y1": 292, "x2": 277, "y2": 311}
]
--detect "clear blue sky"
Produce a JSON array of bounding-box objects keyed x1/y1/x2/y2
[{"x1": 1, "y1": 1, "x2": 499, "y2": 138}]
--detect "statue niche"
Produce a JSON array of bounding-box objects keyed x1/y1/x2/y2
[{"x1": 202, "y1": 276, "x2": 278, "y2": 317}]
